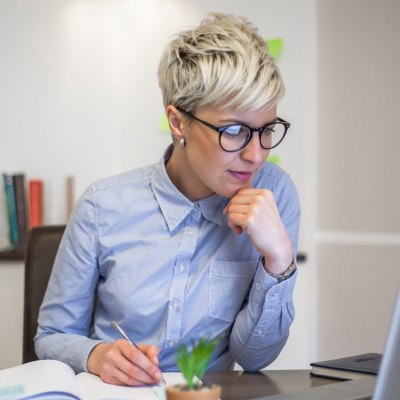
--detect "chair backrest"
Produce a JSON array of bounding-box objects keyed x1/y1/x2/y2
[{"x1": 23, "y1": 225, "x2": 66, "y2": 363}]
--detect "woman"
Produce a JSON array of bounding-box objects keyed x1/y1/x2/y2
[{"x1": 36, "y1": 12, "x2": 300, "y2": 386}]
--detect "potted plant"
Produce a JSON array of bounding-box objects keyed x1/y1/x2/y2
[{"x1": 166, "y1": 337, "x2": 221, "y2": 400}]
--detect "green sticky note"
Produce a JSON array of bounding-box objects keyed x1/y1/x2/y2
[
  {"x1": 266, "y1": 38, "x2": 283, "y2": 60},
  {"x1": 268, "y1": 154, "x2": 281, "y2": 165},
  {"x1": 160, "y1": 114, "x2": 170, "y2": 133}
]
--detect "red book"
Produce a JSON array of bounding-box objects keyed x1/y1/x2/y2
[{"x1": 29, "y1": 180, "x2": 43, "y2": 229}]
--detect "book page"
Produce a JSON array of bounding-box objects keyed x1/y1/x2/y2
[
  {"x1": 77, "y1": 372, "x2": 186, "y2": 400},
  {"x1": 0, "y1": 360, "x2": 83, "y2": 400}
]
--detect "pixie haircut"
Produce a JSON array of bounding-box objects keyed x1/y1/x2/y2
[{"x1": 158, "y1": 12, "x2": 285, "y2": 113}]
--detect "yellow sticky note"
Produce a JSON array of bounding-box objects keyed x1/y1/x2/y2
[
  {"x1": 266, "y1": 38, "x2": 283, "y2": 60},
  {"x1": 160, "y1": 114, "x2": 170, "y2": 133}
]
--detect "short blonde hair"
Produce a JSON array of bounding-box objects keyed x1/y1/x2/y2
[{"x1": 158, "y1": 12, "x2": 284, "y2": 112}]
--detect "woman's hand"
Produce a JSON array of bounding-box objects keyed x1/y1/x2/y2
[
  {"x1": 224, "y1": 187, "x2": 293, "y2": 274},
  {"x1": 87, "y1": 340, "x2": 163, "y2": 386}
]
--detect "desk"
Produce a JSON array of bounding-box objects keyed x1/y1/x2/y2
[{"x1": 203, "y1": 370, "x2": 335, "y2": 400}]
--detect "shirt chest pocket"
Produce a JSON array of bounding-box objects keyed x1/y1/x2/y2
[{"x1": 209, "y1": 259, "x2": 257, "y2": 323}]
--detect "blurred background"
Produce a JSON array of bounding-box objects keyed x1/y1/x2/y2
[{"x1": 0, "y1": 0, "x2": 399, "y2": 370}]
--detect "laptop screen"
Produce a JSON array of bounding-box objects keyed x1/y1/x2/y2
[{"x1": 372, "y1": 290, "x2": 400, "y2": 399}]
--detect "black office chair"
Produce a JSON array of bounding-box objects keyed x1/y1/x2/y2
[{"x1": 23, "y1": 225, "x2": 66, "y2": 363}]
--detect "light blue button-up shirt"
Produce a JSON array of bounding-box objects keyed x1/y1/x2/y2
[{"x1": 36, "y1": 146, "x2": 300, "y2": 374}]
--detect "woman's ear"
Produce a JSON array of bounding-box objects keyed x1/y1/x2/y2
[{"x1": 166, "y1": 105, "x2": 186, "y2": 142}]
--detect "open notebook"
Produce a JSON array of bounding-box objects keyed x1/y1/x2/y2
[
  {"x1": 254, "y1": 290, "x2": 400, "y2": 400},
  {"x1": 0, "y1": 361, "x2": 185, "y2": 400}
]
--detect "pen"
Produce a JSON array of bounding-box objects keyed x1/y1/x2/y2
[{"x1": 111, "y1": 321, "x2": 166, "y2": 385}]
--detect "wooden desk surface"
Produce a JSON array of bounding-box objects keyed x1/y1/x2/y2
[{"x1": 203, "y1": 370, "x2": 335, "y2": 400}]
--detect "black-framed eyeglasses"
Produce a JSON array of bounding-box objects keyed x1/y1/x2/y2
[{"x1": 179, "y1": 108, "x2": 290, "y2": 152}]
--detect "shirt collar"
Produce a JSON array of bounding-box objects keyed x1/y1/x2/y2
[{"x1": 151, "y1": 145, "x2": 228, "y2": 232}]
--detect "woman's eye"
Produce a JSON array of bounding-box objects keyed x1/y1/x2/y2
[
  {"x1": 223, "y1": 125, "x2": 245, "y2": 136},
  {"x1": 262, "y1": 126, "x2": 274, "y2": 135}
]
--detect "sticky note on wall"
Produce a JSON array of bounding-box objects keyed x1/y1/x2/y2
[
  {"x1": 160, "y1": 114, "x2": 170, "y2": 133},
  {"x1": 268, "y1": 154, "x2": 281, "y2": 165},
  {"x1": 266, "y1": 38, "x2": 283, "y2": 60}
]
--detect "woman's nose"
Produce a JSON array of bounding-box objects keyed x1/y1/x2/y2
[{"x1": 240, "y1": 133, "x2": 268, "y2": 163}]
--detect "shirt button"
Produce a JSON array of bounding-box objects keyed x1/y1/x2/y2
[
  {"x1": 172, "y1": 300, "x2": 180, "y2": 311},
  {"x1": 187, "y1": 230, "x2": 193, "y2": 236},
  {"x1": 168, "y1": 341, "x2": 174, "y2": 348},
  {"x1": 255, "y1": 282, "x2": 261, "y2": 290},
  {"x1": 178, "y1": 264, "x2": 185, "y2": 273}
]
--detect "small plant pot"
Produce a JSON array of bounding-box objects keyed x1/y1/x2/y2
[{"x1": 166, "y1": 383, "x2": 221, "y2": 400}]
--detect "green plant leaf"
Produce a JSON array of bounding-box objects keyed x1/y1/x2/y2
[{"x1": 175, "y1": 337, "x2": 218, "y2": 390}]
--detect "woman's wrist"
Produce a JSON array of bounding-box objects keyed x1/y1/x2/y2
[
  {"x1": 262, "y1": 256, "x2": 296, "y2": 282},
  {"x1": 87, "y1": 342, "x2": 109, "y2": 375}
]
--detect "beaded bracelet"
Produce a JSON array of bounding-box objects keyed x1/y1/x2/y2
[{"x1": 262, "y1": 257, "x2": 296, "y2": 282}]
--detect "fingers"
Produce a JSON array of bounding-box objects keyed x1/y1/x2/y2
[
  {"x1": 88, "y1": 340, "x2": 162, "y2": 386},
  {"x1": 224, "y1": 189, "x2": 270, "y2": 235},
  {"x1": 224, "y1": 188, "x2": 293, "y2": 268},
  {"x1": 227, "y1": 188, "x2": 272, "y2": 207},
  {"x1": 118, "y1": 344, "x2": 159, "y2": 385},
  {"x1": 228, "y1": 221, "x2": 244, "y2": 235},
  {"x1": 230, "y1": 187, "x2": 264, "y2": 198},
  {"x1": 139, "y1": 343, "x2": 160, "y2": 366},
  {"x1": 225, "y1": 204, "x2": 254, "y2": 232},
  {"x1": 129, "y1": 344, "x2": 162, "y2": 380},
  {"x1": 121, "y1": 341, "x2": 163, "y2": 385}
]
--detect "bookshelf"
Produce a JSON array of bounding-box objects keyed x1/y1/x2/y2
[{"x1": 1, "y1": 173, "x2": 43, "y2": 261}]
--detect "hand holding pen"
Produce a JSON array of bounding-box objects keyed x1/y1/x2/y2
[
  {"x1": 86, "y1": 322, "x2": 165, "y2": 386},
  {"x1": 111, "y1": 321, "x2": 166, "y2": 385}
]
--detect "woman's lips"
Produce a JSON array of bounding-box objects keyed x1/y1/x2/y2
[{"x1": 229, "y1": 170, "x2": 253, "y2": 181}]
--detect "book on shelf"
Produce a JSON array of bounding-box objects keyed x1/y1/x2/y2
[
  {"x1": 2, "y1": 173, "x2": 19, "y2": 249},
  {"x1": 13, "y1": 174, "x2": 28, "y2": 250},
  {"x1": 0, "y1": 359, "x2": 185, "y2": 400},
  {"x1": 310, "y1": 352, "x2": 382, "y2": 381},
  {"x1": 28, "y1": 179, "x2": 43, "y2": 229}
]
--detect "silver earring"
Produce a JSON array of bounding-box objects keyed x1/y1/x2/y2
[{"x1": 179, "y1": 138, "x2": 185, "y2": 147}]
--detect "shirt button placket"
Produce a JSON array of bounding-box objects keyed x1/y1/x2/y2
[{"x1": 164, "y1": 212, "x2": 200, "y2": 350}]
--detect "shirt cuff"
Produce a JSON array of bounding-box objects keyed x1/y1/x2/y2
[
  {"x1": 249, "y1": 261, "x2": 298, "y2": 306},
  {"x1": 68, "y1": 338, "x2": 107, "y2": 373}
]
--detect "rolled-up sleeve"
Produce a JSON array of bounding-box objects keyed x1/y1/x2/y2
[
  {"x1": 229, "y1": 172, "x2": 301, "y2": 370},
  {"x1": 230, "y1": 264, "x2": 297, "y2": 370}
]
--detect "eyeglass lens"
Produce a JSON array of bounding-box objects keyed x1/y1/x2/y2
[{"x1": 220, "y1": 123, "x2": 286, "y2": 151}]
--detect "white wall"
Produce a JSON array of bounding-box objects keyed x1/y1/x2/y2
[
  {"x1": 315, "y1": 0, "x2": 400, "y2": 361},
  {"x1": 0, "y1": 0, "x2": 317, "y2": 369}
]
